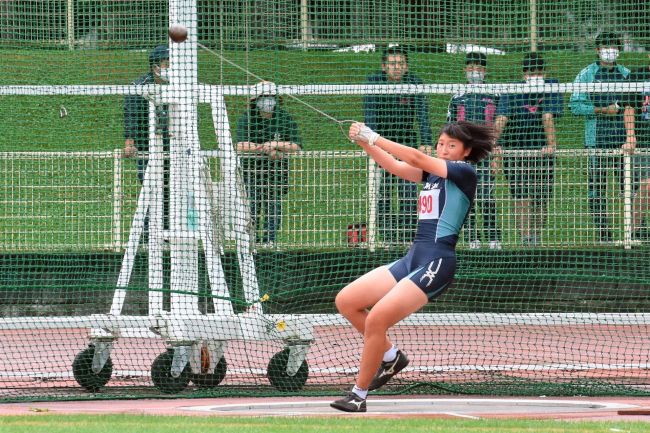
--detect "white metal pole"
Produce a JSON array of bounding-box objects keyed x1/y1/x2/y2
[
  {"x1": 66, "y1": 0, "x2": 74, "y2": 50},
  {"x1": 168, "y1": 0, "x2": 200, "y2": 317},
  {"x1": 300, "y1": 0, "x2": 309, "y2": 51},
  {"x1": 530, "y1": 0, "x2": 538, "y2": 52},
  {"x1": 147, "y1": 102, "x2": 164, "y2": 314},
  {"x1": 211, "y1": 95, "x2": 260, "y2": 308},
  {"x1": 112, "y1": 148, "x2": 122, "y2": 252},
  {"x1": 623, "y1": 152, "x2": 633, "y2": 249}
]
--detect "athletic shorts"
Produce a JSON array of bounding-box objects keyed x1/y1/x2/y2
[{"x1": 387, "y1": 242, "x2": 456, "y2": 300}]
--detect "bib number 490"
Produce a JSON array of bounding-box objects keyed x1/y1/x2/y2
[{"x1": 418, "y1": 189, "x2": 440, "y2": 220}]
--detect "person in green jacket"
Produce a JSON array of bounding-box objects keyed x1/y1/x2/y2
[
  {"x1": 236, "y1": 81, "x2": 302, "y2": 245},
  {"x1": 570, "y1": 32, "x2": 635, "y2": 243}
]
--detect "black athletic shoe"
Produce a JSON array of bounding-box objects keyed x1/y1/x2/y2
[
  {"x1": 368, "y1": 350, "x2": 410, "y2": 391},
  {"x1": 330, "y1": 392, "x2": 367, "y2": 413}
]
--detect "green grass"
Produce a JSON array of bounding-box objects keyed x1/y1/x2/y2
[
  {"x1": 1, "y1": 48, "x2": 648, "y2": 251},
  {"x1": 0, "y1": 415, "x2": 649, "y2": 433}
]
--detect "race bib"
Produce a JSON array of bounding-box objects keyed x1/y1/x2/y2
[{"x1": 418, "y1": 189, "x2": 440, "y2": 220}]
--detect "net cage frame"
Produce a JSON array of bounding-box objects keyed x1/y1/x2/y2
[
  {"x1": 3, "y1": 0, "x2": 650, "y2": 392},
  {"x1": 2, "y1": 79, "x2": 650, "y2": 393}
]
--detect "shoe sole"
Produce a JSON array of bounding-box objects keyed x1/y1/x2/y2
[{"x1": 330, "y1": 402, "x2": 366, "y2": 413}]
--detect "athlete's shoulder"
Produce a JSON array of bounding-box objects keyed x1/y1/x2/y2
[{"x1": 447, "y1": 160, "x2": 478, "y2": 178}]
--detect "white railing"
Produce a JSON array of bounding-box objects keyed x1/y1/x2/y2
[{"x1": 1, "y1": 148, "x2": 648, "y2": 251}]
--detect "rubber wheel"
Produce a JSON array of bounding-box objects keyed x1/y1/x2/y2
[
  {"x1": 151, "y1": 349, "x2": 190, "y2": 394},
  {"x1": 190, "y1": 356, "x2": 227, "y2": 388},
  {"x1": 72, "y1": 345, "x2": 113, "y2": 392},
  {"x1": 266, "y1": 348, "x2": 309, "y2": 392}
]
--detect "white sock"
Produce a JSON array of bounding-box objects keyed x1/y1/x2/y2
[
  {"x1": 352, "y1": 385, "x2": 367, "y2": 399},
  {"x1": 383, "y1": 345, "x2": 398, "y2": 362}
]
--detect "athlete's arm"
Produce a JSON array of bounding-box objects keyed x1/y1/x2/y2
[
  {"x1": 355, "y1": 138, "x2": 423, "y2": 182},
  {"x1": 349, "y1": 123, "x2": 447, "y2": 181},
  {"x1": 373, "y1": 135, "x2": 448, "y2": 178}
]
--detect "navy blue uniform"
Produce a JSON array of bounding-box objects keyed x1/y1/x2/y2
[{"x1": 388, "y1": 162, "x2": 477, "y2": 299}]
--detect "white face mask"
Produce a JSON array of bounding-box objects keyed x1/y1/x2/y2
[
  {"x1": 599, "y1": 48, "x2": 619, "y2": 64},
  {"x1": 156, "y1": 66, "x2": 170, "y2": 82},
  {"x1": 525, "y1": 75, "x2": 545, "y2": 86},
  {"x1": 256, "y1": 97, "x2": 277, "y2": 114},
  {"x1": 466, "y1": 71, "x2": 485, "y2": 84}
]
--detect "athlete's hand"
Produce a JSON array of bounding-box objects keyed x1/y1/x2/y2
[{"x1": 349, "y1": 122, "x2": 380, "y2": 146}]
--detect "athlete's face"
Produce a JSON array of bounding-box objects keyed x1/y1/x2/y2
[{"x1": 436, "y1": 133, "x2": 471, "y2": 161}]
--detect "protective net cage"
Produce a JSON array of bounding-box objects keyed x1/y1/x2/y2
[{"x1": 1, "y1": 0, "x2": 650, "y2": 402}]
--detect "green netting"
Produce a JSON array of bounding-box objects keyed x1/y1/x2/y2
[{"x1": 1, "y1": 0, "x2": 650, "y2": 403}]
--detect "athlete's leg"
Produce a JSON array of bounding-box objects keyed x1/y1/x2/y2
[
  {"x1": 335, "y1": 266, "x2": 398, "y2": 336},
  {"x1": 355, "y1": 279, "x2": 427, "y2": 389}
]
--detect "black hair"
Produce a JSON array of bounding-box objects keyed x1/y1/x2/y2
[
  {"x1": 522, "y1": 52, "x2": 544, "y2": 73},
  {"x1": 381, "y1": 46, "x2": 409, "y2": 64},
  {"x1": 595, "y1": 32, "x2": 622, "y2": 50},
  {"x1": 148, "y1": 45, "x2": 169, "y2": 71},
  {"x1": 465, "y1": 52, "x2": 487, "y2": 67},
  {"x1": 439, "y1": 121, "x2": 494, "y2": 164}
]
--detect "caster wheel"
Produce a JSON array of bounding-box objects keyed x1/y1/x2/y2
[
  {"x1": 190, "y1": 356, "x2": 227, "y2": 388},
  {"x1": 72, "y1": 345, "x2": 113, "y2": 392},
  {"x1": 151, "y1": 349, "x2": 190, "y2": 394},
  {"x1": 267, "y1": 348, "x2": 308, "y2": 392}
]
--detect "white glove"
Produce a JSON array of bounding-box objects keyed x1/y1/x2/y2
[{"x1": 356, "y1": 124, "x2": 380, "y2": 146}]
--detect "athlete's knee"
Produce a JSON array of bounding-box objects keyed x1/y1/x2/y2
[
  {"x1": 363, "y1": 310, "x2": 391, "y2": 336},
  {"x1": 334, "y1": 292, "x2": 348, "y2": 314},
  {"x1": 334, "y1": 290, "x2": 361, "y2": 316}
]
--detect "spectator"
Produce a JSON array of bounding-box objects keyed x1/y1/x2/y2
[
  {"x1": 364, "y1": 46, "x2": 433, "y2": 245},
  {"x1": 236, "y1": 81, "x2": 302, "y2": 245},
  {"x1": 447, "y1": 52, "x2": 502, "y2": 249},
  {"x1": 495, "y1": 52, "x2": 563, "y2": 246},
  {"x1": 626, "y1": 52, "x2": 650, "y2": 241},
  {"x1": 123, "y1": 44, "x2": 170, "y2": 236},
  {"x1": 570, "y1": 32, "x2": 635, "y2": 243}
]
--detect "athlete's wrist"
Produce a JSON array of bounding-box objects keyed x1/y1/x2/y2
[{"x1": 357, "y1": 125, "x2": 380, "y2": 146}]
